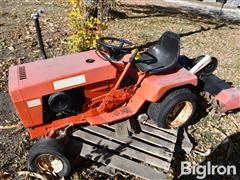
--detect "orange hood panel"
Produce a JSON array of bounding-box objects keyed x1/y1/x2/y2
[{"x1": 9, "y1": 50, "x2": 117, "y2": 101}]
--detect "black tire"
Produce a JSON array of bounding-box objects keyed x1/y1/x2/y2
[
  {"x1": 28, "y1": 138, "x2": 71, "y2": 177},
  {"x1": 148, "y1": 88, "x2": 198, "y2": 129}
]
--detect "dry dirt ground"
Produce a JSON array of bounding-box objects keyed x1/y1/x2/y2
[{"x1": 0, "y1": 0, "x2": 240, "y2": 179}]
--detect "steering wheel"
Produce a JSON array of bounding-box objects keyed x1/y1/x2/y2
[{"x1": 98, "y1": 37, "x2": 135, "y2": 60}]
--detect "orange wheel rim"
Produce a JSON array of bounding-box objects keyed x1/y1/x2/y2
[{"x1": 166, "y1": 101, "x2": 193, "y2": 128}]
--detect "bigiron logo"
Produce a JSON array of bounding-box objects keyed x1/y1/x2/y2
[{"x1": 181, "y1": 161, "x2": 237, "y2": 179}]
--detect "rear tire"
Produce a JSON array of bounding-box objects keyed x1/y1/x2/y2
[
  {"x1": 28, "y1": 138, "x2": 71, "y2": 177},
  {"x1": 148, "y1": 88, "x2": 198, "y2": 129}
]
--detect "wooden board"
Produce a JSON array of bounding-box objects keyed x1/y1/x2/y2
[
  {"x1": 138, "y1": 118, "x2": 178, "y2": 136},
  {"x1": 77, "y1": 141, "x2": 167, "y2": 179},
  {"x1": 96, "y1": 165, "x2": 115, "y2": 177},
  {"x1": 72, "y1": 118, "x2": 179, "y2": 179}
]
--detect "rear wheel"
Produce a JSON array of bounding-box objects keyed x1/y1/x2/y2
[
  {"x1": 28, "y1": 138, "x2": 71, "y2": 177},
  {"x1": 148, "y1": 88, "x2": 198, "y2": 129}
]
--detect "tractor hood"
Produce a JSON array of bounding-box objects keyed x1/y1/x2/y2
[{"x1": 9, "y1": 50, "x2": 117, "y2": 102}]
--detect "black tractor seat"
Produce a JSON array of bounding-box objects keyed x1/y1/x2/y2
[{"x1": 135, "y1": 31, "x2": 180, "y2": 74}]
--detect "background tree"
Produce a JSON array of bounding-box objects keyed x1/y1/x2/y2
[{"x1": 68, "y1": 0, "x2": 113, "y2": 52}]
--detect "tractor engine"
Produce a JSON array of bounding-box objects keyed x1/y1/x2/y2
[
  {"x1": 42, "y1": 87, "x2": 85, "y2": 123},
  {"x1": 8, "y1": 50, "x2": 117, "y2": 129}
]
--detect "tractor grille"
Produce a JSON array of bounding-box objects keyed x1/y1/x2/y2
[{"x1": 19, "y1": 66, "x2": 27, "y2": 80}]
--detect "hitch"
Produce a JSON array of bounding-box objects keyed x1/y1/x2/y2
[{"x1": 31, "y1": 9, "x2": 47, "y2": 59}]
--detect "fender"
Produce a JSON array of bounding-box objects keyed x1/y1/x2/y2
[{"x1": 137, "y1": 67, "x2": 198, "y2": 102}]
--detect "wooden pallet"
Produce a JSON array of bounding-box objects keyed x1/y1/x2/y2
[{"x1": 70, "y1": 117, "x2": 181, "y2": 179}]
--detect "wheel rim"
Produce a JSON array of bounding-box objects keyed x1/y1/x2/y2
[
  {"x1": 35, "y1": 154, "x2": 64, "y2": 174},
  {"x1": 166, "y1": 101, "x2": 193, "y2": 128}
]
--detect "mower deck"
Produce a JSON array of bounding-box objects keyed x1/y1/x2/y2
[{"x1": 68, "y1": 118, "x2": 190, "y2": 179}]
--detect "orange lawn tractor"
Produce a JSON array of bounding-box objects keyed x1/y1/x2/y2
[{"x1": 8, "y1": 10, "x2": 240, "y2": 177}]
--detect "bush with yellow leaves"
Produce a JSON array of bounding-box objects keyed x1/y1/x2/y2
[{"x1": 68, "y1": 0, "x2": 107, "y2": 52}]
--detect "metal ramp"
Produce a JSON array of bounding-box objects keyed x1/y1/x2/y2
[{"x1": 71, "y1": 118, "x2": 180, "y2": 179}]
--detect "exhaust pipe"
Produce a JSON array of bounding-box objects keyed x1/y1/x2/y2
[{"x1": 31, "y1": 9, "x2": 47, "y2": 59}]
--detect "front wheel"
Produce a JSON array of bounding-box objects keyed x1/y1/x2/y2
[
  {"x1": 148, "y1": 88, "x2": 198, "y2": 129},
  {"x1": 28, "y1": 138, "x2": 71, "y2": 177}
]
